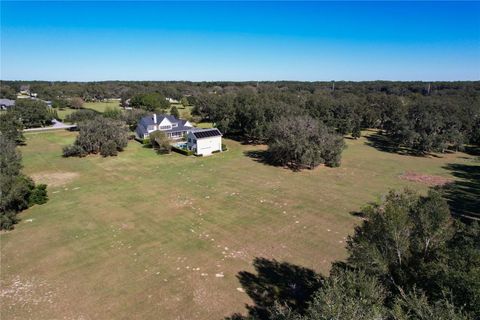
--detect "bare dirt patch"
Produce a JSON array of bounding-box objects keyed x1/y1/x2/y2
[
  {"x1": 30, "y1": 172, "x2": 79, "y2": 187},
  {"x1": 400, "y1": 171, "x2": 452, "y2": 186}
]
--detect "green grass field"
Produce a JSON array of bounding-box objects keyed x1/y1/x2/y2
[
  {"x1": 83, "y1": 100, "x2": 121, "y2": 113},
  {"x1": 1, "y1": 130, "x2": 478, "y2": 319},
  {"x1": 57, "y1": 101, "x2": 121, "y2": 121}
]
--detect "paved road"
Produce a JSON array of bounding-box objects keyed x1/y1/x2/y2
[{"x1": 23, "y1": 119, "x2": 77, "y2": 132}]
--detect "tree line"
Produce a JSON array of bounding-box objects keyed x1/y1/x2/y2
[
  {"x1": 3, "y1": 80, "x2": 478, "y2": 168},
  {"x1": 2, "y1": 80, "x2": 479, "y2": 102},
  {"x1": 191, "y1": 88, "x2": 479, "y2": 154},
  {"x1": 0, "y1": 127, "x2": 48, "y2": 230}
]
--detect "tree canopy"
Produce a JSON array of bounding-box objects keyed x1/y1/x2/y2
[
  {"x1": 149, "y1": 130, "x2": 172, "y2": 154},
  {"x1": 0, "y1": 136, "x2": 48, "y2": 230},
  {"x1": 1, "y1": 80, "x2": 478, "y2": 154},
  {"x1": 63, "y1": 116, "x2": 129, "y2": 157},
  {"x1": 129, "y1": 93, "x2": 170, "y2": 112},
  {"x1": 227, "y1": 189, "x2": 479, "y2": 320},
  {"x1": 266, "y1": 116, "x2": 345, "y2": 170},
  {"x1": 10, "y1": 99, "x2": 54, "y2": 128},
  {"x1": 0, "y1": 112, "x2": 24, "y2": 144}
]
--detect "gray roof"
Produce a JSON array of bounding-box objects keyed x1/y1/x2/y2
[
  {"x1": 0, "y1": 99, "x2": 15, "y2": 107},
  {"x1": 136, "y1": 114, "x2": 193, "y2": 136},
  {"x1": 191, "y1": 128, "x2": 222, "y2": 139}
]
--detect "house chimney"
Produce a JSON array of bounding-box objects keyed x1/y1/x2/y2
[{"x1": 153, "y1": 114, "x2": 157, "y2": 124}]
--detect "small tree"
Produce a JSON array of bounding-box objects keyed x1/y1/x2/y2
[
  {"x1": 181, "y1": 97, "x2": 189, "y2": 108},
  {"x1": 171, "y1": 105, "x2": 180, "y2": 119},
  {"x1": 69, "y1": 97, "x2": 84, "y2": 109},
  {"x1": 63, "y1": 144, "x2": 87, "y2": 157},
  {"x1": 150, "y1": 130, "x2": 171, "y2": 154},
  {"x1": 352, "y1": 122, "x2": 361, "y2": 139}
]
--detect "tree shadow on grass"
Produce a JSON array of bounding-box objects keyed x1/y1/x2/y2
[
  {"x1": 364, "y1": 132, "x2": 441, "y2": 158},
  {"x1": 225, "y1": 257, "x2": 324, "y2": 320},
  {"x1": 243, "y1": 150, "x2": 308, "y2": 172},
  {"x1": 225, "y1": 133, "x2": 263, "y2": 146},
  {"x1": 463, "y1": 145, "x2": 480, "y2": 157},
  {"x1": 441, "y1": 163, "x2": 480, "y2": 220},
  {"x1": 244, "y1": 150, "x2": 275, "y2": 166}
]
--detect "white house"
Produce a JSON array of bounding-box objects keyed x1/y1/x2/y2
[
  {"x1": 186, "y1": 128, "x2": 223, "y2": 156},
  {"x1": 0, "y1": 99, "x2": 15, "y2": 110},
  {"x1": 135, "y1": 114, "x2": 194, "y2": 140}
]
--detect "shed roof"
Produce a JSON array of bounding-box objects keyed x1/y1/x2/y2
[{"x1": 191, "y1": 128, "x2": 222, "y2": 139}]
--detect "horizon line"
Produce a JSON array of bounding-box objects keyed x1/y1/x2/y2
[{"x1": 2, "y1": 79, "x2": 479, "y2": 83}]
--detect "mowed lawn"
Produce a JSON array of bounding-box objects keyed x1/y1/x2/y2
[
  {"x1": 1, "y1": 130, "x2": 478, "y2": 319},
  {"x1": 57, "y1": 101, "x2": 121, "y2": 121}
]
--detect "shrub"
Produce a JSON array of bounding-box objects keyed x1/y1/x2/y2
[
  {"x1": 0, "y1": 211, "x2": 19, "y2": 230},
  {"x1": 171, "y1": 105, "x2": 180, "y2": 119},
  {"x1": 221, "y1": 143, "x2": 228, "y2": 151},
  {"x1": 171, "y1": 146, "x2": 194, "y2": 156},
  {"x1": 103, "y1": 107, "x2": 123, "y2": 120},
  {"x1": 100, "y1": 140, "x2": 118, "y2": 157},
  {"x1": 28, "y1": 184, "x2": 48, "y2": 205},
  {"x1": 63, "y1": 144, "x2": 87, "y2": 157}
]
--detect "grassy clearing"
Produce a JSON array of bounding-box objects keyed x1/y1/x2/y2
[
  {"x1": 56, "y1": 101, "x2": 121, "y2": 121},
  {"x1": 170, "y1": 103, "x2": 195, "y2": 120},
  {"x1": 196, "y1": 122, "x2": 213, "y2": 129},
  {"x1": 83, "y1": 100, "x2": 120, "y2": 113},
  {"x1": 1, "y1": 130, "x2": 478, "y2": 319}
]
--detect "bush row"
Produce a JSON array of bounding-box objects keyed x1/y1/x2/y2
[{"x1": 171, "y1": 146, "x2": 194, "y2": 156}]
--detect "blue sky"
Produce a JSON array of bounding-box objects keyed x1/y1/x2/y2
[{"x1": 1, "y1": 1, "x2": 479, "y2": 81}]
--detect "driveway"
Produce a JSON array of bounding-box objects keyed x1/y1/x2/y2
[{"x1": 23, "y1": 119, "x2": 77, "y2": 132}]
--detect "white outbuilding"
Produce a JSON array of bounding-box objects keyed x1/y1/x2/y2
[{"x1": 186, "y1": 128, "x2": 223, "y2": 156}]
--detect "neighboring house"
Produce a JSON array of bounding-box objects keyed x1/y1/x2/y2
[
  {"x1": 186, "y1": 128, "x2": 223, "y2": 156},
  {"x1": 0, "y1": 99, "x2": 15, "y2": 110},
  {"x1": 166, "y1": 97, "x2": 179, "y2": 103},
  {"x1": 122, "y1": 98, "x2": 132, "y2": 110},
  {"x1": 135, "y1": 114, "x2": 194, "y2": 140}
]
